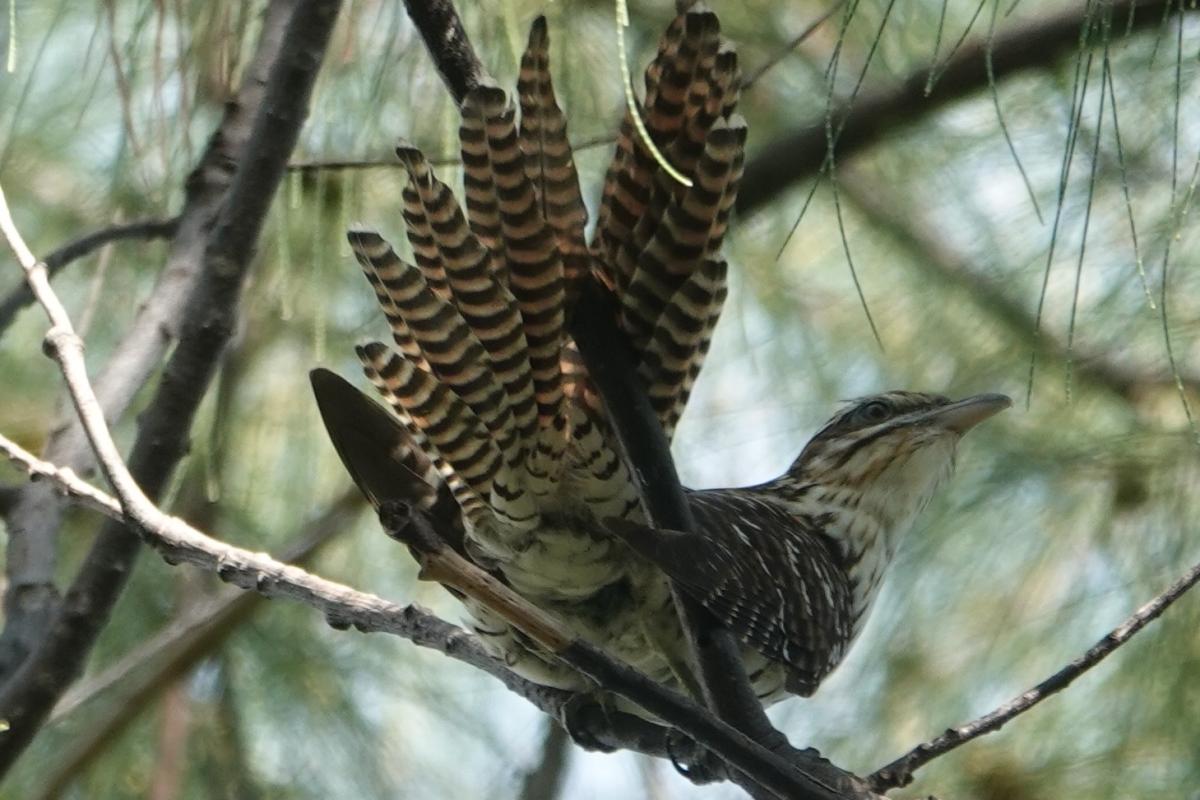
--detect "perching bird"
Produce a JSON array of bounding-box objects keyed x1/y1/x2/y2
[{"x1": 311, "y1": 8, "x2": 1009, "y2": 708}]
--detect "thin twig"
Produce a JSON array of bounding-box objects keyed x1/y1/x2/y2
[
  {"x1": 0, "y1": 217, "x2": 178, "y2": 337},
  {"x1": 736, "y1": 0, "x2": 1185, "y2": 217},
  {"x1": 0, "y1": 180, "x2": 176, "y2": 565},
  {"x1": 742, "y1": 0, "x2": 851, "y2": 89},
  {"x1": 286, "y1": 135, "x2": 616, "y2": 173},
  {"x1": 0, "y1": 432, "x2": 120, "y2": 520},
  {"x1": 869, "y1": 557, "x2": 1200, "y2": 791}
]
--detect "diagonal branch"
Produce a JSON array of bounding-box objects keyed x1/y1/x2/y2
[
  {"x1": 0, "y1": 430, "x2": 818, "y2": 800},
  {"x1": 0, "y1": 217, "x2": 178, "y2": 338},
  {"x1": 0, "y1": 0, "x2": 314, "y2": 685},
  {"x1": 868, "y1": 555, "x2": 1200, "y2": 791},
  {"x1": 0, "y1": 0, "x2": 343, "y2": 773},
  {"x1": 736, "y1": 0, "x2": 1183, "y2": 217}
]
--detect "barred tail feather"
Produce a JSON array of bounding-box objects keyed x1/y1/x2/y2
[
  {"x1": 393, "y1": 148, "x2": 542, "y2": 452},
  {"x1": 356, "y1": 341, "x2": 539, "y2": 530},
  {"x1": 348, "y1": 228, "x2": 521, "y2": 458},
  {"x1": 517, "y1": 17, "x2": 590, "y2": 294},
  {"x1": 476, "y1": 87, "x2": 566, "y2": 431},
  {"x1": 620, "y1": 115, "x2": 743, "y2": 352},
  {"x1": 639, "y1": 258, "x2": 727, "y2": 438}
]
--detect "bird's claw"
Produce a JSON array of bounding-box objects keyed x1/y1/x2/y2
[
  {"x1": 557, "y1": 695, "x2": 618, "y2": 753},
  {"x1": 665, "y1": 728, "x2": 729, "y2": 785}
]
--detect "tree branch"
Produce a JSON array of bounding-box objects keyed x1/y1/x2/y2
[
  {"x1": 0, "y1": 429, "x2": 814, "y2": 800},
  {"x1": 868, "y1": 555, "x2": 1200, "y2": 791},
  {"x1": 836, "y1": 169, "x2": 1200, "y2": 401},
  {"x1": 0, "y1": 0, "x2": 304, "y2": 683},
  {"x1": 0, "y1": 0, "x2": 343, "y2": 772},
  {"x1": 401, "y1": 0, "x2": 483, "y2": 104},
  {"x1": 0, "y1": 217, "x2": 178, "y2": 338},
  {"x1": 736, "y1": 0, "x2": 1182, "y2": 217}
]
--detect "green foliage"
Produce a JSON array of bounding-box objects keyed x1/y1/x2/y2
[{"x1": 2, "y1": 1, "x2": 1199, "y2": 798}]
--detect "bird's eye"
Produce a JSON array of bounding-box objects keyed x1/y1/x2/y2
[{"x1": 857, "y1": 400, "x2": 892, "y2": 424}]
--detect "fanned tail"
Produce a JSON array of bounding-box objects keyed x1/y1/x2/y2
[{"x1": 340, "y1": 5, "x2": 742, "y2": 551}]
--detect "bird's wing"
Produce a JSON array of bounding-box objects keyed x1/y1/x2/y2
[{"x1": 608, "y1": 490, "x2": 855, "y2": 696}]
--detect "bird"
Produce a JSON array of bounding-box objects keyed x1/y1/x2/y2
[{"x1": 311, "y1": 7, "x2": 1009, "y2": 710}]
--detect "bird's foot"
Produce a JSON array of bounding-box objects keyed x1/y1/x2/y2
[
  {"x1": 665, "y1": 728, "x2": 729, "y2": 785},
  {"x1": 557, "y1": 694, "x2": 619, "y2": 753}
]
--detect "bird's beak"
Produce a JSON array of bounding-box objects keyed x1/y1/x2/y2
[{"x1": 924, "y1": 393, "x2": 1012, "y2": 434}]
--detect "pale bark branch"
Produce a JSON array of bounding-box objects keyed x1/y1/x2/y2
[
  {"x1": 0, "y1": 0, "x2": 342, "y2": 772},
  {"x1": 0, "y1": 429, "x2": 802, "y2": 799},
  {"x1": 868, "y1": 556, "x2": 1200, "y2": 791},
  {"x1": 0, "y1": 0, "x2": 303, "y2": 683}
]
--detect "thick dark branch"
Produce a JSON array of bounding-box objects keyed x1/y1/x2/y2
[
  {"x1": 736, "y1": 0, "x2": 1181, "y2": 216},
  {"x1": 570, "y1": 287, "x2": 780, "y2": 737},
  {"x1": 0, "y1": 217, "x2": 178, "y2": 337},
  {"x1": 386, "y1": 502, "x2": 860, "y2": 800},
  {"x1": 401, "y1": 0, "x2": 484, "y2": 104},
  {"x1": 837, "y1": 171, "x2": 1200, "y2": 401},
  {"x1": 0, "y1": 0, "x2": 343, "y2": 773},
  {"x1": 869, "y1": 556, "x2": 1200, "y2": 791},
  {"x1": 0, "y1": 0, "x2": 303, "y2": 683}
]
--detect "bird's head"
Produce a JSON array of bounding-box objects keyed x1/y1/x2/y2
[{"x1": 790, "y1": 391, "x2": 1011, "y2": 530}]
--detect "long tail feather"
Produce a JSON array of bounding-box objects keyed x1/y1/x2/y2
[
  {"x1": 517, "y1": 17, "x2": 590, "y2": 295},
  {"x1": 477, "y1": 87, "x2": 566, "y2": 429}
]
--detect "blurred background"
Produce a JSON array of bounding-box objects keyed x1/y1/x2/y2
[{"x1": 1, "y1": 1, "x2": 1198, "y2": 798}]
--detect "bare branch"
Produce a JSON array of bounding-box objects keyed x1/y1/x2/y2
[
  {"x1": 0, "y1": 217, "x2": 178, "y2": 338},
  {"x1": 837, "y1": 170, "x2": 1200, "y2": 401},
  {"x1": 0, "y1": 0, "x2": 309, "y2": 681},
  {"x1": 401, "y1": 0, "x2": 484, "y2": 104},
  {"x1": 0, "y1": 425, "x2": 801, "y2": 799},
  {"x1": 736, "y1": 0, "x2": 1184, "y2": 217},
  {"x1": 869, "y1": 556, "x2": 1200, "y2": 791},
  {"x1": 0, "y1": 0, "x2": 343, "y2": 772}
]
